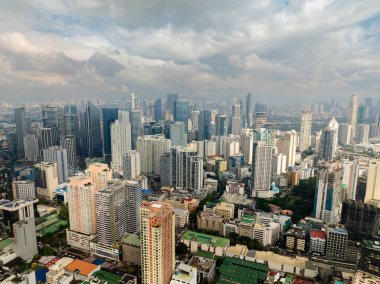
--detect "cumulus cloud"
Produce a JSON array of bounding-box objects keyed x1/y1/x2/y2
[{"x1": 0, "y1": 0, "x2": 379, "y2": 101}]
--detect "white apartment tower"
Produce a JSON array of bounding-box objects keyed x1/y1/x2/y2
[
  {"x1": 111, "y1": 120, "x2": 132, "y2": 171},
  {"x1": 299, "y1": 110, "x2": 312, "y2": 152},
  {"x1": 123, "y1": 150, "x2": 141, "y2": 180}
]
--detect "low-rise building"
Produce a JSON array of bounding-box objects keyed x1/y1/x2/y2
[
  {"x1": 214, "y1": 202, "x2": 234, "y2": 219},
  {"x1": 121, "y1": 233, "x2": 141, "y2": 266},
  {"x1": 226, "y1": 180, "x2": 245, "y2": 195},
  {"x1": 64, "y1": 259, "x2": 100, "y2": 282},
  {"x1": 352, "y1": 270, "x2": 380, "y2": 284},
  {"x1": 285, "y1": 226, "x2": 306, "y2": 253},
  {"x1": 173, "y1": 207, "x2": 189, "y2": 228},
  {"x1": 238, "y1": 214, "x2": 255, "y2": 239},
  {"x1": 46, "y1": 257, "x2": 74, "y2": 284},
  {"x1": 89, "y1": 241, "x2": 121, "y2": 261},
  {"x1": 223, "y1": 219, "x2": 238, "y2": 237},
  {"x1": 226, "y1": 244, "x2": 248, "y2": 258},
  {"x1": 197, "y1": 211, "x2": 225, "y2": 235},
  {"x1": 170, "y1": 262, "x2": 197, "y2": 284},
  {"x1": 187, "y1": 255, "x2": 216, "y2": 283},
  {"x1": 253, "y1": 222, "x2": 280, "y2": 246},
  {"x1": 181, "y1": 230, "x2": 230, "y2": 257},
  {"x1": 309, "y1": 229, "x2": 326, "y2": 255}
]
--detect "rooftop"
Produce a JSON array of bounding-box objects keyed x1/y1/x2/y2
[
  {"x1": 65, "y1": 259, "x2": 98, "y2": 276},
  {"x1": 310, "y1": 229, "x2": 326, "y2": 239},
  {"x1": 182, "y1": 230, "x2": 229, "y2": 247},
  {"x1": 0, "y1": 238, "x2": 14, "y2": 251},
  {"x1": 90, "y1": 270, "x2": 122, "y2": 284},
  {"x1": 121, "y1": 233, "x2": 141, "y2": 247}
]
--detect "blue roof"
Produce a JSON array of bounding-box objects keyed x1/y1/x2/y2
[
  {"x1": 35, "y1": 268, "x2": 49, "y2": 283},
  {"x1": 92, "y1": 258, "x2": 104, "y2": 265}
]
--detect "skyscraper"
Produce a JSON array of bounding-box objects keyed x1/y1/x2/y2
[
  {"x1": 198, "y1": 110, "x2": 212, "y2": 140},
  {"x1": 42, "y1": 106, "x2": 59, "y2": 128},
  {"x1": 60, "y1": 137, "x2": 77, "y2": 170},
  {"x1": 35, "y1": 162, "x2": 59, "y2": 200},
  {"x1": 123, "y1": 150, "x2": 141, "y2": 180},
  {"x1": 355, "y1": 124, "x2": 370, "y2": 144},
  {"x1": 160, "y1": 153, "x2": 172, "y2": 186},
  {"x1": 110, "y1": 120, "x2": 132, "y2": 171},
  {"x1": 246, "y1": 93, "x2": 253, "y2": 127},
  {"x1": 231, "y1": 104, "x2": 242, "y2": 135},
  {"x1": 102, "y1": 108, "x2": 119, "y2": 164},
  {"x1": 14, "y1": 107, "x2": 30, "y2": 156},
  {"x1": 167, "y1": 93, "x2": 178, "y2": 115},
  {"x1": 85, "y1": 102, "x2": 102, "y2": 158},
  {"x1": 254, "y1": 102, "x2": 267, "y2": 128},
  {"x1": 364, "y1": 160, "x2": 380, "y2": 203},
  {"x1": 338, "y1": 123, "x2": 352, "y2": 145},
  {"x1": 313, "y1": 161, "x2": 344, "y2": 224},
  {"x1": 137, "y1": 135, "x2": 171, "y2": 176},
  {"x1": 38, "y1": 126, "x2": 58, "y2": 149},
  {"x1": 125, "y1": 180, "x2": 142, "y2": 234},
  {"x1": 85, "y1": 163, "x2": 112, "y2": 190},
  {"x1": 66, "y1": 175, "x2": 97, "y2": 251},
  {"x1": 299, "y1": 110, "x2": 312, "y2": 152},
  {"x1": 130, "y1": 110, "x2": 142, "y2": 150},
  {"x1": 141, "y1": 201, "x2": 175, "y2": 284},
  {"x1": 23, "y1": 133, "x2": 39, "y2": 162},
  {"x1": 63, "y1": 113, "x2": 79, "y2": 149},
  {"x1": 169, "y1": 122, "x2": 187, "y2": 147},
  {"x1": 341, "y1": 159, "x2": 359, "y2": 200},
  {"x1": 320, "y1": 127, "x2": 337, "y2": 161},
  {"x1": 174, "y1": 98, "x2": 190, "y2": 129},
  {"x1": 347, "y1": 95, "x2": 359, "y2": 143},
  {"x1": 215, "y1": 113, "x2": 228, "y2": 136},
  {"x1": 251, "y1": 141, "x2": 274, "y2": 191},
  {"x1": 42, "y1": 146, "x2": 69, "y2": 184},
  {"x1": 154, "y1": 98, "x2": 163, "y2": 122},
  {"x1": 283, "y1": 130, "x2": 297, "y2": 168}
]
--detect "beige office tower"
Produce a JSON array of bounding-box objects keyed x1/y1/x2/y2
[
  {"x1": 299, "y1": 110, "x2": 312, "y2": 152},
  {"x1": 347, "y1": 95, "x2": 359, "y2": 143},
  {"x1": 364, "y1": 160, "x2": 380, "y2": 203},
  {"x1": 66, "y1": 176, "x2": 97, "y2": 251},
  {"x1": 85, "y1": 163, "x2": 112, "y2": 190},
  {"x1": 35, "y1": 162, "x2": 59, "y2": 200},
  {"x1": 141, "y1": 202, "x2": 175, "y2": 284}
]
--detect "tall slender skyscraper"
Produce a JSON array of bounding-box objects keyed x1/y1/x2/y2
[
  {"x1": 167, "y1": 93, "x2": 178, "y2": 115},
  {"x1": 347, "y1": 95, "x2": 359, "y2": 143},
  {"x1": 85, "y1": 102, "x2": 102, "y2": 158},
  {"x1": 130, "y1": 110, "x2": 142, "y2": 150},
  {"x1": 125, "y1": 180, "x2": 142, "y2": 234},
  {"x1": 123, "y1": 150, "x2": 141, "y2": 180},
  {"x1": 299, "y1": 110, "x2": 312, "y2": 152},
  {"x1": 14, "y1": 107, "x2": 30, "y2": 156},
  {"x1": 251, "y1": 141, "x2": 274, "y2": 192},
  {"x1": 154, "y1": 98, "x2": 163, "y2": 122},
  {"x1": 110, "y1": 120, "x2": 132, "y2": 171},
  {"x1": 364, "y1": 160, "x2": 380, "y2": 203},
  {"x1": 215, "y1": 113, "x2": 228, "y2": 136},
  {"x1": 60, "y1": 137, "x2": 76, "y2": 169},
  {"x1": 246, "y1": 93, "x2": 253, "y2": 127},
  {"x1": 198, "y1": 110, "x2": 212, "y2": 140},
  {"x1": 141, "y1": 202, "x2": 175, "y2": 284},
  {"x1": 42, "y1": 146, "x2": 69, "y2": 183},
  {"x1": 283, "y1": 130, "x2": 298, "y2": 168},
  {"x1": 174, "y1": 98, "x2": 190, "y2": 129},
  {"x1": 102, "y1": 108, "x2": 119, "y2": 164},
  {"x1": 23, "y1": 133, "x2": 39, "y2": 162},
  {"x1": 320, "y1": 127, "x2": 336, "y2": 161}
]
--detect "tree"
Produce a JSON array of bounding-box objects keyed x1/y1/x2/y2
[
  {"x1": 175, "y1": 242, "x2": 188, "y2": 257},
  {"x1": 58, "y1": 203, "x2": 69, "y2": 220}
]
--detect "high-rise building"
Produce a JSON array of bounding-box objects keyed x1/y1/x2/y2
[
  {"x1": 341, "y1": 159, "x2": 359, "y2": 200},
  {"x1": 320, "y1": 127, "x2": 337, "y2": 161},
  {"x1": 130, "y1": 110, "x2": 142, "y2": 150},
  {"x1": 95, "y1": 181, "x2": 128, "y2": 245},
  {"x1": 174, "y1": 98, "x2": 189, "y2": 129},
  {"x1": 355, "y1": 124, "x2": 370, "y2": 144},
  {"x1": 160, "y1": 153, "x2": 172, "y2": 186},
  {"x1": 167, "y1": 93, "x2": 178, "y2": 115},
  {"x1": 348, "y1": 95, "x2": 359, "y2": 143},
  {"x1": 12, "y1": 180, "x2": 36, "y2": 199},
  {"x1": 313, "y1": 161, "x2": 344, "y2": 224},
  {"x1": 251, "y1": 141, "x2": 274, "y2": 191},
  {"x1": 84, "y1": 102, "x2": 102, "y2": 158},
  {"x1": 102, "y1": 108, "x2": 118, "y2": 164},
  {"x1": 38, "y1": 126, "x2": 58, "y2": 149},
  {"x1": 154, "y1": 98, "x2": 163, "y2": 122},
  {"x1": 42, "y1": 146, "x2": 69, "y2": 183},
  {"x1": 254, "y1": 102, "x2": 267, "y2": 128},
  {"x1": 215, "y1": 113, "x2": 228, "y2": 136},
  {"x1": 299, "y1": 110, "x2": 312, "y2": 152},
  {"x1": 283, "y1": 130, "x2": 297, "y2": 168},
  {"x1": 23, "y1": 133, "x2": 39, "y2": 162},
  {"x1": 198, "y1": 110, "x2": 212, "y2": 141},
  {"x1": 272, "y1": 153, "x2": 287, "y2": 176},
  {"x1": 326, "y1": 225, "x2": 348, "y2": 261},
  {"x1": 85, "y1": 163, "x2": 112, "y2": 190},
  {"x1": 141, "y1": 201, "x2": 175, "y2": 284},
  {"x1": 190, "y1": 111, "x2": 199, "y2": 131},
  {"x1": 14, "y1": 107, "x2": 30, "y2": 156},
  {"x1": 66, "y1": 175, "x2": 97, "y2": 251},
  {"x1": 137, "y1": 135, "x2": 171, "y2": 176},
  {"x1": 60, "y1": 137, "x2": 77, "y2": 169},
  {"x1": 42, "y1": 106, "x2": 59, "y2": 128},
  {"x1": 169, "y1": 122, "x2": 187, "y2": 147},
  {"x1": 364, "y1": 160, "x2": 380, "y2": 203},
  {"x1": 63, "y1": 113, "x2": 79, "y2": 149},
  {"x1": 125, "y1": 180, "x2": 142, "y2": 234},
  {"x1": 246, "y1": 93, "x2": 253, "y2": 127},
  {"x1": 338, "y1": 123, "x2": 352, "y2": 145},
  {"x1": 35, "y1": 162, "x2": 59, "y2": 200},
  {"x1": 123, "y1": 150, "x2": 141, "y2": 180},
  {"x1": 110, "y1": 120, "x2": 132, "y2": 171}
]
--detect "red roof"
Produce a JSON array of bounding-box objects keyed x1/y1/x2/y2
[{"x1": 310, "y1": 229, "x2": 326, "y2": 239}]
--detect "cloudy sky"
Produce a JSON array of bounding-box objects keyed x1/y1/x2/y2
[{"x1": 0, "y1": 0, "x2": 379, "y2": 102}]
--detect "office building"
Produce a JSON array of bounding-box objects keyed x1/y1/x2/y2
[
  {"x1": 246, "y1": 93, "x2": 253, "y2": 127},
  {"x1": 95, "y1": 181, "x2": 129, "y2": 245},
  {"x1": 348, "y1": 95, "x2": 359, "y2": 143},
  {"x1": 130, "y1": 110, "x2": 142, "y2": 150},
  {"x1": 355, "y1": 124, "x2": 370, "y2": 144},
  {"x1": 102, "y1": 108, "x2": 118, "y2": 163},
  {"x1": 137, "y1": 135, "x2": 171, "y2": 176},
  {"x1": 67, "y1": 176, "x2": 97, "y2": 251},
  {"x1": 60, "y1": 137, "x2": 77, "y2": 169},
  {"x1": 38, "y1": 126, "x2": 58, "y2": 149},
  {"x1": 338, "y1": 123, "x2": 352, "y2": 145},
  {"x1": 35, "y1": 162, "x2": 59, "y2": 200},
  {"x1": 320, "y1": 127, "x2": 337, "y2": 161},
  {"x1": 253, "y1": 222, "x2": 280, "y2": 246},
  {"x1": 169, "y1": 122, "x2": 187, "y2": 147},
  {"x1": 198, "y1": 110, "x2": 212, "y2": 140},
  {"x1": 299, "y1": 110, "x2": 312, "y2": 152},
  {"x1": 63, "y1": 113, "x2": 79, "y2": 150},
  {"x1": 154, "y1": 98, "x2": 163, "y2": 122},
  {"x1": 326, "y1": 225, "x2": 348, "y2": 261},
  {"x1": 42, "y1": 146, "x2": 69, "y2": 183},
  {"x1": 23, "y1": 133, "x2": 39, "y2": 162},
  {"x1": 364, "y1": 160, "x2": 380, "y2": 203},
  {"x1": 341, "y1": 159, "x2": 359, "y2": 200},
  {"x1": 141, "y1": 202, "x2": 175, "y2": 284},
  {"x1": 12, "y1": 180, "x2": 35, "y2": 200},
  {"x1": 167, "y1": 93, "x2": 178, "y2": 115},
  {"x1": 215, "y1": 113, "x2": 228, "y2": 136},
  {"x1": 125, "y1": 180, "x2": 142, "y2": 234},
  {"x1": 160, "y1": 153, "x2": 172, "y2": 186},
  {"x1": 285, "y1": 226, "x2": 306, "y2": 253},
  {"x1": 110, "y1": 120, "x2": 132, "y2": 171},
  {"x1": 313, "y1": 161, "x2": 344, "y2": 224},
  {"x1": 123, "y1": 150, "x2": 141, "y2": 180},
  {"x1": 14, "y1": 107, "x2": 30, "y2": 156},
  {"x1": 85, "y1": 163, "x2": 112, "y2": 190},
  {"x1": 174, "y1": 98, "x2": 190, "y2": 129},
  {"x1": 190, "y1": 111, "x2": 199, "y2": 131},
  {"x1": 84, "y1": 102, "x2": 102, "y2": 158},
  {"x1": 251, "y1": 141, "x2": 274, "y2": 191},
  {"x1": 254, "y1": 102, "x2": 267, "y2": 128}
]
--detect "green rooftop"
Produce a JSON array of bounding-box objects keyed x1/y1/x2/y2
[
  {"x1": 122, "y1": 233, "x2": 141, "y2": 247},
  {"x1": 217, "y1": 257, "x2": 268, "y2": 284},
  {"x1": 240, "y1": 213, "x2": 256, "y2": 224},
  {"x1": 91, "y1": 270, "x2": 122, "y2": 284},
  {"x1": 196, "y1": 250, "x2": 216, "y2": 259},
  {"x1": 0, "y1": 238, "x2": 14, "y2": 251},
  {"x1": 182, "y1": 230, "x2": 229, "y2": 247}
]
